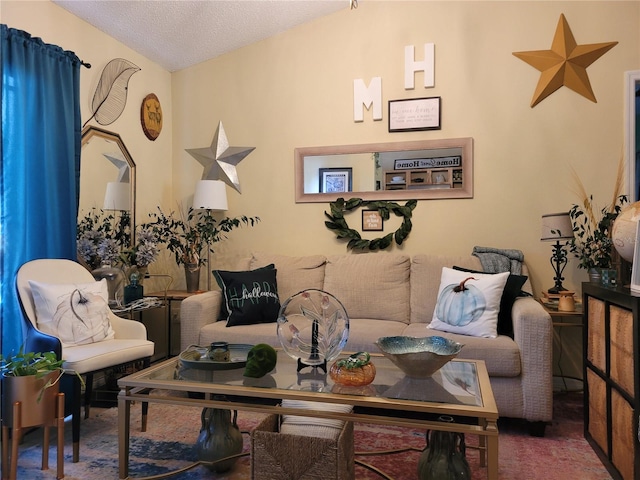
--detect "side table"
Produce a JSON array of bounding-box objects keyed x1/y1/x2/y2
[
  {"x1": 145, "y1": 290, "x2": 201, "y2": 357},
  {"x1": 538, "y1": 298, "x2": 584, "y2": 392}
]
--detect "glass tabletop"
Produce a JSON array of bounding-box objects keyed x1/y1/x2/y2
[{"x1": 128, "y1": 348, "x2": 484, "y2": 408}]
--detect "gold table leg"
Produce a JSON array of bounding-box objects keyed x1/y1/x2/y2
[{"x1": 119, "y1": 387, "x2": 132, "y2": 480}]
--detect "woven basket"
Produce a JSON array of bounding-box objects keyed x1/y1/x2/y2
[{"x1": 251, "y1": 414, "x2": 355, "y2": 480}]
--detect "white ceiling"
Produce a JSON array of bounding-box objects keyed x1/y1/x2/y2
[{"x1": 53, "y1": 0, "x2": 349, "y2": 72}]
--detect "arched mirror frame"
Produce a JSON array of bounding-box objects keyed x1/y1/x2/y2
[
  {"x1": 80, "y1": 125, "x2": 136, "y2": 247},
  {"x1": 294, "y1": 137, "x2": 473, "y2": 203}
]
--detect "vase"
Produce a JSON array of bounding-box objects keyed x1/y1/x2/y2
[
  {"x1": 417, "y1": 415, "x2": 471, "y2": 480},
  {"x1": 1, "y1": 371, "x2": 61, "y2": 428},
  {"x1": 185, "y1": 263, "x2": 201, "y2": 292},
  {"x1": 91, "y1": 263, "x2": 124, "y2": 305},
  {"x1": 195, "y1": 407, "x2": 243, "y2": 472},
  {"x1": 588, "y1": 268, "x2": 602, "y2": 284},
  {"x1": 124, "y1": 265, "x2": 148, "y2": 286},
  {"x1": 600, "y1": 268, "x2": 617, "y2": 287}
]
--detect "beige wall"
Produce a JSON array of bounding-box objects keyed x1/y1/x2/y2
[
  {"x1": 172, "y1": 1, "x2": 640, "y2": 298},
  {"x1": 3, "y1": 1, "x2": 640, "y2": 297}
]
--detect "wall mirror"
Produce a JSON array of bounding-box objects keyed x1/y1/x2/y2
[
  {"x1": 79, "y1": 125, "x2": 136, "y2": 247},
  {"x1": 295, "y1": 137, "x2": 473, "y2": 203},
  {"x1": 626, "y1": 70, "x2": 640, "y2": 202}
]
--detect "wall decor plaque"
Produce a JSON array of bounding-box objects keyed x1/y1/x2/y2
[
  {"x1": 389, "y1": 97, "x2": 441, "y2": 132},
  {"x1": 140, "y1": 93, "x2": 163, "y2": 140}
]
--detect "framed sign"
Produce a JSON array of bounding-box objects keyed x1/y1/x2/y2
[
  {"x1": 388, "y1": 96, "x2": 441, "y2": 132},
  {"x1": 362, "y1": 210, "x2": 384, "y2": 231},
  {"x1": 319, "y1": 168, "x2": 352, "y2": 193},
  {"x1": 393, "y1": 156, "x2": 461, "y2": 170}
]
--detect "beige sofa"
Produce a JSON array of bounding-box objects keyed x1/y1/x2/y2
[{"x1": 180, "y1": 252, "x2": 553, "y2": 435}]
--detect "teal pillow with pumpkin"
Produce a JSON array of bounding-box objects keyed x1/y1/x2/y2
[
  {"x1": 213, "y1": 264, "x2": 280, "y2": 327},
  {"x1": 429, "y1": 267, "x2": 509, "y2": 338}
]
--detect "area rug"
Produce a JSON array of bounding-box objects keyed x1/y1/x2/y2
[{"x1": 11, "y1": 392, "x2": 612, "y2": 479}]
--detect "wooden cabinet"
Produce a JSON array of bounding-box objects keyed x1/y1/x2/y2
[
  {"x1": 583, "y1": 283, "x2": 640, "y2": 479},
  {"x1": 136, "y1": 307, "x2": 169, "y2": 362},
  {"x1": 383, "y1": 167, "x2": 463, "y2": 191},
  {"x1": 146, "y1": 290, "x2": 199, "y2": 357}
]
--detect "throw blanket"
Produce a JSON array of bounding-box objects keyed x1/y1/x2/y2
[{"x1": 472, "y1": 246, "x2": 524, "y2": 275}]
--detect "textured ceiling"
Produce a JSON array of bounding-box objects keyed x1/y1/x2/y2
[{"x1": 53, "y1": 0, "x2": 348, "y2": 72}]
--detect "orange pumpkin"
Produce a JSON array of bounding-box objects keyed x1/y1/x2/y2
[{"x1": 329, "y1": 352, "x2": 376, "y2": 386}]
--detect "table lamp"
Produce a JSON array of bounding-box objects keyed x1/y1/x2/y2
[
  {"x1": 103, "y1": 181, "x2": 130, "y2": 211},
  {"x1": 192, "y1": 180, "x2": 228, "y2": 290},
  {"x1": 541, "y1": 212, "x2": 574, "y2": 293}
]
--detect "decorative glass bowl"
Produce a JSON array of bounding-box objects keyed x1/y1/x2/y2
[
  {"x1": 277, "y1": 289, "x2": 349, "y2": 369},
  {"x1": 375, "y1": 336, "x2": 463, "y2": 378}
]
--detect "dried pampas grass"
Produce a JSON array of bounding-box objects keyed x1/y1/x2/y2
[{"x1": 570, "y1": 151, "x2": 626, "y2": 229}]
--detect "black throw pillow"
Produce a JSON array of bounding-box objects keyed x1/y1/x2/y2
[
  {"x1": 213, "y1": 265, "x2": 280, "y2": 327},
  {"x1": 453, "y1": 266, "x2": 528, "y2": 338},
  {"x1": 214, "y1": 264, "x2": 276, "y2": 320}
]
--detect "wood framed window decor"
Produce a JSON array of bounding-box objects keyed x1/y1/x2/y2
[
  {"x1": 319, "y1": 168, "x2": 352, "y2": 193},
  {"x1": 388, "y1": 97, "x2": 441, "y2": 132}
]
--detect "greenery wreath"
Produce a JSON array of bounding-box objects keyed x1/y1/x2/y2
[{"x1": 324, "y1": 198, "x2": 417, "y2": 251}]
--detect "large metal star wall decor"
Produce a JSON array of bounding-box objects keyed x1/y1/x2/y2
[
  {"x1": 513, "y1": 14, "x2": 617, "y2": 108},
  {"x1": 185, "y1": 121, "x2": 255, "y2": 193}
]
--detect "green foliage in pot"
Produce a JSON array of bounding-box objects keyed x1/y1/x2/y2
[
  {"x1": 146, "y1": 206, "x2": 260, "y2": 267},
  {"x1": 568, "y1": 157, "x2": 628, "y2": 270},
  {"x1": 0, "y1": 347, "x2": 84, "y2": 402},
  {"x1": 569, "y1": 194, "x2": 627, "y2": 270}
]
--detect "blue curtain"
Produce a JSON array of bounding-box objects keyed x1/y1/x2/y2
[{"x1": 1, "y1": 26, "x2": 82, "y2": 356}]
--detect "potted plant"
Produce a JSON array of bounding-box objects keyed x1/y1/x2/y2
[
  {"x1": 568, "y1": 159, "x2": 628, "y2": 281},
  {"x1": 77, "y1": 207, "x2": 131, "y2": 270},
  {"x1": 146, "y1": 206, "x2": 259, "y2": 291},
  {"x1": 0, "y1": 348, "x2": 83, "y2": 429},
  {"x1": 119, "y1": 225, "x2": 161, "y2": 284}
]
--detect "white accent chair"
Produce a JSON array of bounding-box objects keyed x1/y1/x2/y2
[{"x1": 16, "y1": 259, "x2": 154, "y2": 462}]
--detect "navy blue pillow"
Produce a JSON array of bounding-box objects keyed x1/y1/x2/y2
[
  {"x1": 213, "y1": 265, "x2": 280, "y2": 327},
  {"x1": 453, "y1": 266, "x2": 528, "y2": 338}
]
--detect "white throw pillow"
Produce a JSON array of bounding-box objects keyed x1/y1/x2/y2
[
  {"x1": 29, "y1": 279, "x2": 115, "y2": 347},
  {"x1": 429, "y1": 267, "x2": 509, "y2": 338},
  {"x1": 280, "y1": 399, "x2": 352, "y2": 434}
]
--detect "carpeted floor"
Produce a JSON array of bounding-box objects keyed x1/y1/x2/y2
[{"x1": 9, "y1": 391, "x2": 612, "y2": 479}]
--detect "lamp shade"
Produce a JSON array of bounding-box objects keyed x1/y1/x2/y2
[
  {"x1": 193, "y1": 180, "x2": 228, "y2": 211},
  {"x1": 103, "y1": 182, "x2": 130, "y2": 211},
  {"x1": 541, "y1": 212, "x2": 573, "y2": 241}
]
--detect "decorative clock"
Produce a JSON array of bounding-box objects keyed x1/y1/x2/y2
[{"x1": 140, "y1": 93, "x2": 162, "y2": 140}]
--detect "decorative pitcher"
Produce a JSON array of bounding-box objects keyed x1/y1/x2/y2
[
  {"x1": 195, "y1": 407, "x2": 243, "y2": 472},
  {"x1": 417, "y1": 415, "x2": 471, "y2": 480}
]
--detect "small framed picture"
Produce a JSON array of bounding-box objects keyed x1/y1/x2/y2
[
  {"x1": 388, "y1": 96, "x2": 441, "y2": 132},
  {"x1": 319, "y1": 167, "x2": 352, "y2": 193},
  {"x1": 362, "y1": 210, "x2": 383, "y2": 231}
]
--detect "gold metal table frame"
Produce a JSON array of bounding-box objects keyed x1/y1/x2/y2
[{"x1": 118, "y1": 353, "x2": 499, "y2": 480}]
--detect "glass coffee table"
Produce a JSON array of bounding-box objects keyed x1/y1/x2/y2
[{"x1": 118, "y1": 349, "x2": 498, "y2": 479}]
